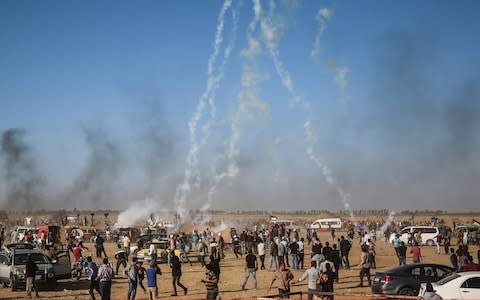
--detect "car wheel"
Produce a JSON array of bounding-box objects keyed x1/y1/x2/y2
[
  {"x1": 9, "y1": 275, "x2": 16, "y2": 292},
  {"x1": 398, "y1": 287, "x2": 416, "y2": 296},
  {"x1": 426, "y1": 239, "x2": 434, "y2": 246},
  {"x1": 47, "y1": 279, "x2": 57, "y2": 290}
]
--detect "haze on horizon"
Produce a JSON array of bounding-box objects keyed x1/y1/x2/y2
[{"x1": 0, "y1": 0, "x2": 479, "y2": 214}]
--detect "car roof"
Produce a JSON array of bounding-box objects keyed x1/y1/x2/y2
[{"x1": 382, "y1": 263, "x2": 453, "y2": 273}]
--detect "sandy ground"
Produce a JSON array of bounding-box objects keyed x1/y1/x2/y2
[{"x1": 0, "y1": 213, "x2": 478, "y2": 300}]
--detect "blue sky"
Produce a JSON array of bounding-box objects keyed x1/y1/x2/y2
[{"x1": 1, "y1": 0, "x2": 479, "y2": 213}]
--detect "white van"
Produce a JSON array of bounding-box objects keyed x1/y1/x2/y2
[
  {"x1": 389, "y1": 226, "x2": 439, "y2": 246},
  {"x1": 271, "y1": 219, "x2": 298, "y2": 229},
  {"x1": 310, "y1": 218, "x2": 343, "y2": 231}
]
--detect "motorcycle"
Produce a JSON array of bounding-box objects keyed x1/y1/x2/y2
[{"x1": 71, "y1": 256, "x2": 89, "y2": 280}]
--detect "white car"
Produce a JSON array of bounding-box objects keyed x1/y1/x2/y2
[
  {"x1": 419, "y1": 272, "x2": 480, "y2": 299},
  {"x1": 389, "y1": 226, "x2": 439, "y2": 246}
]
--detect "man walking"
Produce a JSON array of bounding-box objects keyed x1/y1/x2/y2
[
  {"x1": 241, "y1": 249, "x2": 258, "y2": 290},
  {"x1": 357, "y1": 245, "x2": 371, "y2": 287},
  {"x1": 339, "y1": 236, "x2": 351, "y2": 270},
  {"x1": 146, "y1": 262, "x2": 162, "y2": 300},
  {"x1": 87, "y1": 256, "x2": 100, "y2": 300},
  {"x1": 268, "y1": 262, "x2": 294, "y2": 298},
  {"x1": 202, "y1": 263, "x2": 219, "y2": 300},
  {"x1": 293, "y1": 261, "x2": 320, "y2": 300},
  {"x1": 170, "y1": 252, "x2": 188, "y2": 296},
  {"x1": 96, "y1": 257, "x2": 113, "y2": 300},
  {"x1": 257, "y1": 238, "x2": 266, "y2": 270},
  {"x1": 115, "y1": 244, "x2": 128, "y2": 276}
]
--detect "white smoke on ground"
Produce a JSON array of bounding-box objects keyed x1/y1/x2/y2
[
  {"x1": 379, "y1": 211, "x2": 396, "y2": 238},
  {"x1": 194, "y1": 0, "x2": 268, "y2": 225},
  {"x1": 114, "y1": 197, "x2": 160, "y2": 228},
  {"x1": 260, "y1": 0, "x2": 355, "y2": 221},
  {"x1": 174, "y1": 0, "x2": 235, "y2": 224}
]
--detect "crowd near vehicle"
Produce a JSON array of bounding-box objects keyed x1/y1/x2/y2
[
  {"x1": 0, "y1": 244, "x2": 57, "y2": 291},
  {"x1": 388, "y1": 226, "x2": 440, "y2": 246},
  {"x1": 309, "y1": 218, "x2": 343, "y2": 231},
  {"x1": 10, "y1": 226, "x2": 38, "y2": 243},
  {"x1": 418, "y1": 272, "x2": 480, "y2": 299},
  {"x1": 371, "y1": 263, "x2": 454, "y2": 296}
]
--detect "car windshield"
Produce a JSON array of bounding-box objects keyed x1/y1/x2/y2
[
  {"x1": 14, "y1": 253, "x2": 49, "y2": 265},
  {"x1": 436, "y1": 273, "x2": 461, "y2": 285}
]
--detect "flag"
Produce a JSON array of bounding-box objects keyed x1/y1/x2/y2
[{"x1": 471, "y1": 219, "x2": 480, "y2": 228}]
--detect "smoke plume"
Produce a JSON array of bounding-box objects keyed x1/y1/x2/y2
[{"x1": 0, "y1": 128, "x2": 46, "y2": 211}]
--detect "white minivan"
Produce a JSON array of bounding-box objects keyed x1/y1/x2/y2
[
  {"x1": 310, "y1": 218, "x2": 343, "y2": 231},
  {"x1": 389, "y1": 226, "x2": 439, "y2": 246}
]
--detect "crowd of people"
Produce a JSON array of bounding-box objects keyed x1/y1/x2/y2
[{"x1": 2, "y1": 217, "x2": 480, "y2": 300}]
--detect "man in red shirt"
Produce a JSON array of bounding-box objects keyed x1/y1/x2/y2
[{"x1": 73, "y1": 244, "x2": 83, "y2": 262}]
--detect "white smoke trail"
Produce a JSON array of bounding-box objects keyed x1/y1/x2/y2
[
  {"x1": 174, "y1": 0, "x2": 234, "y2": 224},
  {"x1": 260, "y1": 0, "x2": 355, "y2": 221},
  {"x1": 311, "y1": 7, "x2": 350, "y2": 103},
  {"x1": 194, "y1": 0, "x2": 268, "y2": 225},
  {"x1": 311, "y1": 8, "x2": 334, "y2": 62}
]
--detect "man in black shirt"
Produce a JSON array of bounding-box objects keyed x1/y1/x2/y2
[
  {"x1": 339, "y1": 236, "x2": 351, "y2": 270},
  {"x1": 397, "y1": 242, "x2": 407, "y2": 265},
  {"x1": 240, "y1": 249, "x2": 258, "y2": 290},
  {"x1": 25, "y1": 254, "x2": 39, "y2": 298}
]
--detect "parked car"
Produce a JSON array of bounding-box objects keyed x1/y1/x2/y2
[
  {"x1": 0, "y1": 248, "x2": 56, "y2": 291},
  {"x1": 372, "y1": 263, "x2": 454, "y2": 296},
  {"x1": 418, "y1": 272, "x2": 480, "y2": 299},
  {"x1": 388, "y1": 226, "x2": 440, "y2": 246}
]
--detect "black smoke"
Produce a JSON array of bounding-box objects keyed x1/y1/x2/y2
[
  {"x1": 0, "y1": 128, "x2": 46, "y2": 210},
  {"x1": 65, "y1": 126, "x2": 124, "y2": 209}
]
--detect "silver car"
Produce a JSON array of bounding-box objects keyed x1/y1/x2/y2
[{"x1": 0, "y1": 248, "x2": 56, "y2": 291}]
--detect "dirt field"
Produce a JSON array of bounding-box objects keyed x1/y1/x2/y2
[{"x1": 0, "y1": 212, "x2": 478, "y2": 300}]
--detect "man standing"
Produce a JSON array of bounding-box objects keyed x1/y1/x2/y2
[
  {"x1": 293, "y1": 261, "x2": 320, "y2": 300},
  {"x1": 298, "y1": 237, "x2": 305, "y2": 269},
  {"x1": 241, "y1": 249, "x2": 258, "y2": 290},
  {"x1": 257, "y1": 238, "x2": 266, "y2": 270},
  {"x1": 397, "y1": 242, "x2": 407, "y2": 265},
  {"x1": 96, "y1": 257, "x2": 113, "y2": 300},
  {"x1": 25, "y1": 254, "x2": 39, "y2": 298},
  {"x1": 125, "y1": 257, "x2": 139, "y2": 300},
  {"x1": 269, "y1": 238, "x2": 279, "y2": 271},
  {"x1": 122, "y1": 234, "x2": 131, "y2": 258},
  {"x1": 289, "y1": 239, "x2": 299, "y2": 270},
  {"x1": 269, "y1": 262, "x2": 294, "y2": 298},
  {"x1": 95, "y1": 234, "x2": 107, "y2": 258}
]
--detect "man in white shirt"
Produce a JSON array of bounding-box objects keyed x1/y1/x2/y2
[
  {"x1": 297, "y1": 238, "x2": 305, "y2": 269},
  {"x1": 257, "y1": 239, "x2": 266, "y2": 270},
  {"x1": 149, "y1": 241, "x2": 157, "y2": 264},
  {"x1": 292, "y1": 261, "x2": 319, "y2": 300}
]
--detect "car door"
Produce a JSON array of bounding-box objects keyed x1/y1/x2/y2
[
  {"x1": 52, "y1": 251, "x2": 72, "y2": 279},
  {"x1": 459, "y1": 276, "x2": 480, "y2": 299},
  {"x1": 0, "y1": 254, "x2": 10, "y2": 282}
]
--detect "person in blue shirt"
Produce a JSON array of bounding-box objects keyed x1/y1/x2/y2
[
  {"x1": 86, "y1": 256, "x2": 100, "y2": 300},
  {"x1": 145, "y1": 263, "x2": 162, "y2": 300}
]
